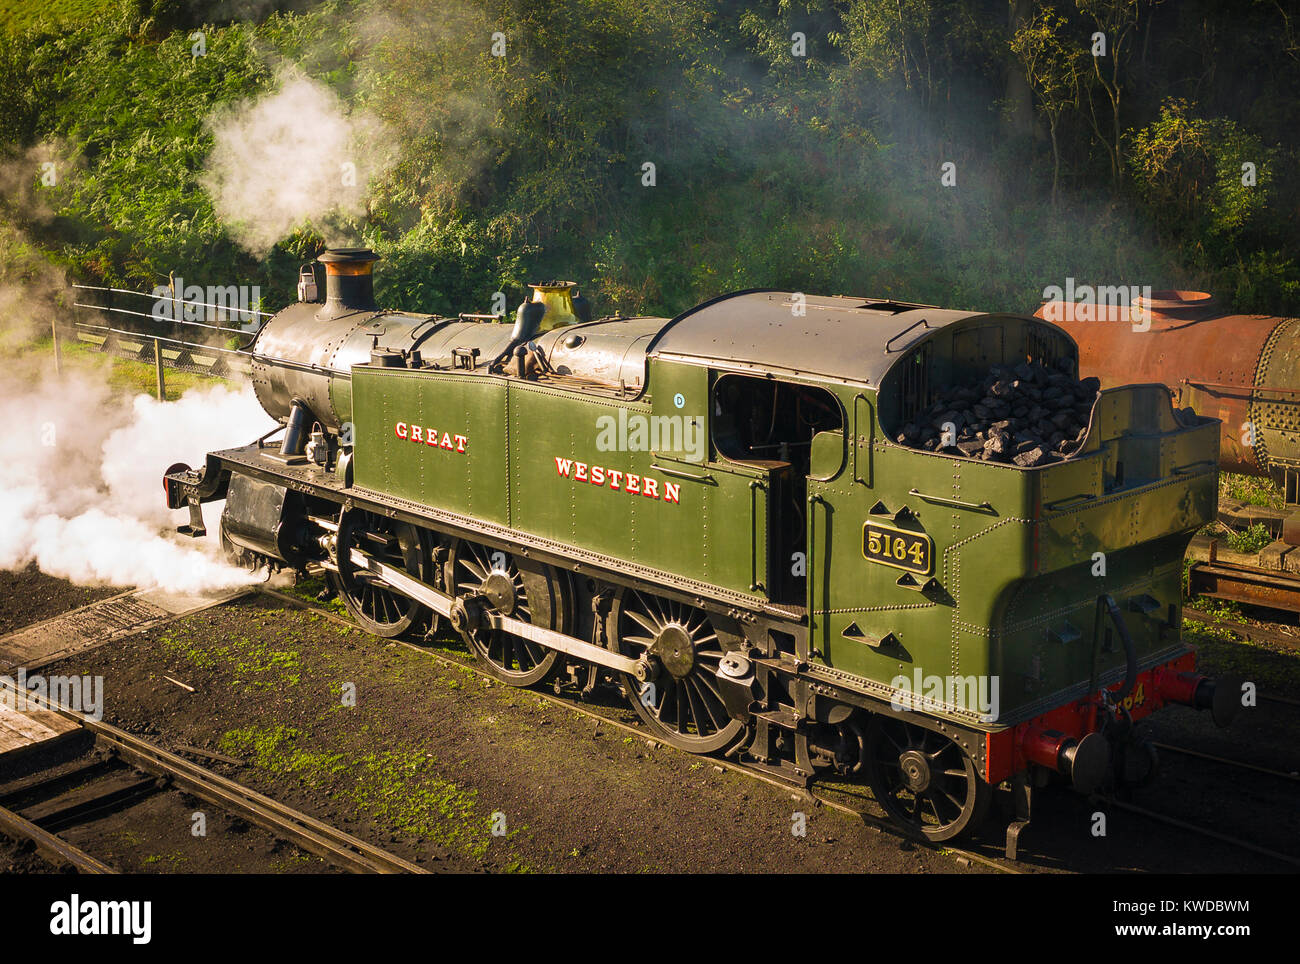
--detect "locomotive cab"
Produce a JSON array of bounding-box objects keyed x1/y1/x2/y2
[{"x1": 807, "y1": 313, "x2": 1221, "y2": 728}]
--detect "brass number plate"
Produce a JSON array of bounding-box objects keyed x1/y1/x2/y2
[{"x1": 863, "y1": 522, "x2": 932, "y2": 576}]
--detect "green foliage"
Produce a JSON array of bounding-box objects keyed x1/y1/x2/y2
[
  {"x1": 0, "y1": 0, "x2": 1297, "y2": 322},
  {"x1": 1221, "y1": 472, "x2": 1284, "y2": 511},
  {"x1": 0, "y1": 0, "x2": 121, "y2": 35},
  {"x1": 1226, "y1": 522, "x2": 1273, "y2": 555},
  {"x1": 1128, "y1": 99, "x2": 1275, "y2": 253}
]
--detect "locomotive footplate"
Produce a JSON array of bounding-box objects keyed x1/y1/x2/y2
[{"x1": 167, "y1": 440, "x2": 812, "y2": 631}]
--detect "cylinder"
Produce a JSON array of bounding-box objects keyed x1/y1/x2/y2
[{"x1": 280, "y1": 399, "x2": 310, "y2": 456}]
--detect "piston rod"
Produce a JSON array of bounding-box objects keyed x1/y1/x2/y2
[{"x1": 340, "y1": 547, "x2": 642, "y2": 676}]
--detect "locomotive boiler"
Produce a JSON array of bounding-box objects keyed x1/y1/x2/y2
[
  {"x1": 164, "y1": 249, "x2": 1242, "y2": 847},
  {"x1": 1038, "y1": 291, "x2": 1300, "y2": 502}
]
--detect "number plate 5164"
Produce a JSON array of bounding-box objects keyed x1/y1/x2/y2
[{"x1": 863, "y1": 522, "x2": 932, "y2": 576}]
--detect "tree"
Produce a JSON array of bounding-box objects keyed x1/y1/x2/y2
[
  {"x1": 1127, "y1": 98, "x2": 1273, "y2": 253},
  {"x1": 1010, "y1": 6, "x2": 1083, "y2": 206},
  {"x1": 1076, "y1": 0, "x2": 1153, "y2": 187}
]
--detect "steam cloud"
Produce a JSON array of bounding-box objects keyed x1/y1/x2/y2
[
  {"x1": 200, "y1": 69, "x2": 392, "y2": 256},
  {"x1": 0, "y1": 370, "x2": 276, "y2": 593}
]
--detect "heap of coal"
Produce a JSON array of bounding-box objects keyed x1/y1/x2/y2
[{"x1": 896, "y1": 360, "x2": 1101, "y2": 467}]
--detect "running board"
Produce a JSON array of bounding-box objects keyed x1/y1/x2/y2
[{"x1": 337, "y1": 548, "x2": 643, "y2": 677}]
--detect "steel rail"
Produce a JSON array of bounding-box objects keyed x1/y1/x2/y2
[
  {"x1": 85, "y1": 722, "x2": 429, "y2": 874},
  {"x1": 1151, "y1": 741, "x2": 1300, "y2": 782},
  {"x1": 1105, "y1": 798, "x2": 1300, "y2": 869},
  {"x1": 264, "y1": 582, "x2": 1300, "y2": 872},
  {"x1": 1186, "y1": 560, "x2": 1300, "y2": 615},
  {"x1": 0, "y1": 681, "x2": 429, "y2": 874},
  {"x1": 0, "y1": 802, "x2": 116, "y2": 874},
  {"x1": 1183, "y1": 606, "x2": 1300, "y2": 652}
]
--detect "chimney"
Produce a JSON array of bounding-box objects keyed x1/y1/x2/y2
[{"x1": 317, "y1": 248, "x2": 379, "y2": 317}]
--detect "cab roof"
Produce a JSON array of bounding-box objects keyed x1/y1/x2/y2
[{"x1": 647, "y1": 289, "x2": 1029, "y2": 386}]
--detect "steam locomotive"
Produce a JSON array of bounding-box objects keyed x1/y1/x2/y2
[{"x1": 164, "y1": 249, "x2": 1241, "y2": 845}]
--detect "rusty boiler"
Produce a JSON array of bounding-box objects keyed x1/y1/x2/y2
[{"x1": 1036, "y1": 291, "x2": 1300, "y2": 499}]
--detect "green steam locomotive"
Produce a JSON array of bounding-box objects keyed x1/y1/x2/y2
[{"x1": 164, "y1": 248, "x2": 1240, "y2": 844}]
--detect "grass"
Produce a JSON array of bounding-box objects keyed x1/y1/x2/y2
[
  {"x1": 219, "y1": 723, "x2": 528, "y2": 867},
  {"x1": 1225, "y1": 521, "x2": 1274, "y2": 554},
  {"x1": 282, "y1": 573, "x2": 349, "y2": 618},
  {"x1": 19, "y1": 332, "x2": 234, "y2": 400},
  {"x1": 1183, "y1": 619, "x2": 1300, "y2": 697},
  {"x1": 1184, "y1": 595, "x2": 1243, "y2": 620},
  {"x1": 0, "y1": 0, "x2": 117, "y2": 33},
  {"x1": 1220, "y1": 472, "x2": 1285, "y2": 511},
  {"x1": 158, "y1": 624, "x2": 303, "y2": 690},
  {"x1": 157, "y1": 600, "x2": 537, "y2": 869}
]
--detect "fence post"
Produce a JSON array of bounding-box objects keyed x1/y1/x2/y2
[
  {"x1": 51, "y1": 319, "x2": 62, "y2": 376},
  {"x1": 154, "y1": 337, "x2": 166, "y2": 400}
]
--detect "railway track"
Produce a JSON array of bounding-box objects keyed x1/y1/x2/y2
[
  {"x1": 257, "y1": 586, "x2": 1022, "y2": 874},
  {"x1": 1183, "y1": 606, "x2": 1300, "y2": 654},
  {"x1": 261, "y1": 583, "x2": 1300, "y2": 874},
  {"x1": 1105, "y1": 799, "x2": 1300, "y2": 869},
  {"x1": 0, "y1": 682, "x2": 429, "y2": 874},
  {"x1": 8, "y1": 580, "x2": 1292, "y2": 873},
  {"x1": 1152, "y1": 741, "x2": 1300, "y2": 782},
  {"x1": 1186, "y1": 534, "x2": 1300, "y2": 624}
]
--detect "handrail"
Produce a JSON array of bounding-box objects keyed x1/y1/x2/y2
[
  {"x1": 72, "y1": 283, "x2": 275, "y2": 317},
  {"x1": 908, "y1": 487, "x2": 993, "y2": 512},
  {"x1": 884, "y1": 317, "x2": 930, "y2": 353},
  {"x1": 649, "y1": 460, "x2": 715, "y2": 484},
  {"x1": 73, "y1": 301, "x2": 258, "y2": 336},
  {"x1": 748, "y1": 479, "x2": 764, "y2": 593},
  {"x1": 1044, "y1": 492, "x2": 1096, "y2": 511},
  {"x1": 807, "y1": 494, "x2": 825, "y2": 616},
  {"x1": 1183, "y1": 377, "x2": 1300, "y2": 397}
]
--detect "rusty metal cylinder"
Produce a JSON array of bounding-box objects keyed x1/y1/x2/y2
[{"x1": 1035, "y1": 291, "x2": 1300, "y2": 482}]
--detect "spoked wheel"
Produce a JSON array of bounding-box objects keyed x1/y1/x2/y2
[
  {"x1": 448, "y1": 540, "x2": 569, "y2": 686},
  {"x1": 865, "y1": 715, "x2": 991, "y2": 842},
  {"x1": 611, "y1": 589, "x2": 745, "y2": 754},
  {"x1": 330, "y1": 508, "x2": 431, "y2": 638}
]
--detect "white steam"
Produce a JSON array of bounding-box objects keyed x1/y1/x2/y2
[
  {"x1": 0, "y1": 372, "x2": 276, "y2": 593},
  {"x1": 200, "y1": 69, "x2": 392, "y2": 256}
]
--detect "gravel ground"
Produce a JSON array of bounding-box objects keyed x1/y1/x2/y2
[
  {"x1": 24, "y1": 590, "x2": 981, "y2": 873},
  {"x1": 5, "y1": 567, "x2": 1297, "y2": 874},
  {"x1": 0, "y1": 566, "x2": 122, "y2": 636}
]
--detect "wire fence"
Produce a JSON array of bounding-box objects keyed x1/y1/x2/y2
[{"x1": 59, "y1": 281, "x2": 271, "y2": 398}]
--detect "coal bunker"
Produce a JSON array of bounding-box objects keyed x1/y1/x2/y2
[{"x1": 895, "y1": 359, "x2": 1100, "y2": 467}]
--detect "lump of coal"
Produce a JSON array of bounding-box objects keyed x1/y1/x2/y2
[{"x1": 895, "y1": 358, "x2": 1099, "y2": 465}]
